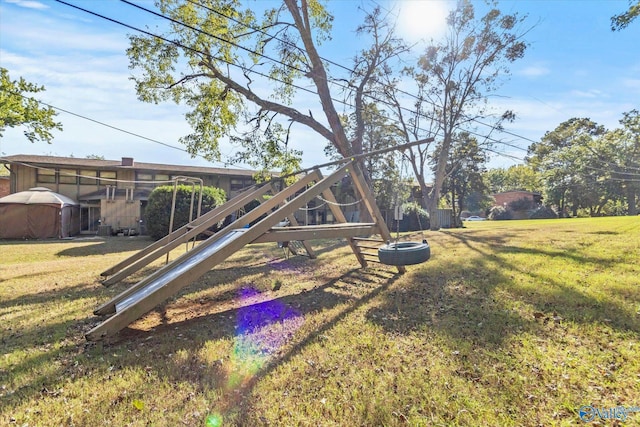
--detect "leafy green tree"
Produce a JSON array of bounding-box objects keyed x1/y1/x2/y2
[
  {"x1": 594, "y1": 110, "x2": 640, "y2": 215},
  {"x1": 617, "y1": 110, "x2": 640, "y2": 214},
  {"x1": 611, "y1": 1, "x2": 640, "y2": 30},
  {"x1": 441, "y1": 132, "x2": 488, "y2": 225},
  {"x1": 126, "y1": 1, "x2": 402, "y2": 174},
  {"x1": 228, "y1": 121, "x2": 302, "y2": 182},
  {"x1": 0, "y1": 67, "x2": 62, "y2": 143},
  {"x1": 328, "y1": 103, "x2": 405, "y2": 211},
  {"x1": 526, "y1": 118, "x2": 616, "y2": 216},
  {"x1": 145, "y1": 185, "x2": 226, "y2": 240},
  {"x1": 385, "y1": 0, "x2": 529, "y2": 229},
  {"x1": 484, "y1": 164, "x2": 539, "y2": 194}
]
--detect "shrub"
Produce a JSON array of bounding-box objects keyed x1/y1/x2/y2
[
  {"x1": 529, "y1": 205, "x2": 558, "y2": 219},
  {"x1": 508, "y1": 197, "x2": 536, "y2": 211},
  {"x1": 145, "y1": 185, "x2": 226, "y2": 240},
  {"x1": 403, "y1": 202, "x2": 430, "y2": 231},
  {"x1": 488, "y1": 205, "x2": 512, "y2": 220}
]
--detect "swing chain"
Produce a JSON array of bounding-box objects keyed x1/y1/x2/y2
[{"x1": 398, "y1": 149, "x2": 427, "y2": 244}]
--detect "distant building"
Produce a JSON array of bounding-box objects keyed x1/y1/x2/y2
[
  {"x1": 493, "y1": 190, "x2": 543, "y2": 220},
  {"x1": 0, "y1": 155, "x2": 259, "y2": 235},
  {"x1": 493, "y1": 190, "x2": 542, "y2": 207}
]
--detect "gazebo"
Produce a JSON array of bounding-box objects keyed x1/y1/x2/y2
[{"x1": 0, "y1": 187, "x2": 80, "y2": 239}]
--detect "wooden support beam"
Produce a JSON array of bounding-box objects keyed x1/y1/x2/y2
[
  {"x1": 351, "y1": 237, "x2": 385, "y2": 242},
  {"x1": 269, "y1": 182, "x2": 317, "y2": 259},
  {"x1": 252, "y1": 223, "x2": 377, "y2": 243},
  {"x1": 346, "y1": 162, "x2": 406, "y2": 274},
  {"x1": 93, "y1": 170, "x2": 322, "y2": 316},
  {"x1": 320, "y1": 187, "x2": 371, "y2": 268},
  {"x1": 87, "y1": 166, "x2": 349, "y2": 339},
  {"x1": 100, "y1": 183, "x2": 270, "y2": 282}
]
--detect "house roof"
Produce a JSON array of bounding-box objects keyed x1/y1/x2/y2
[
  {"x1": 0, "y1": 187, "x2": 79, "y2": 206},
  {"x1": 0, "y1": 154, "x2": 259, "y2": 177}
]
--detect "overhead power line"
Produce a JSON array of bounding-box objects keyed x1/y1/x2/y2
[
  {"x1": 0, "y1": 87, "x2": 257, "y2": 171},
  {"x1": 183, "y1": 0, "x2": 539, "y2": 146},
  {"x1": 53, "y1": 0, "x2": 532, "y2": 165},
  {"x1": 117, "y1": 0, "x2": 533, "y2": 152}
]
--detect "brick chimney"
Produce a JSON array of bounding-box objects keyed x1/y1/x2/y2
[{"x1": 121, "y1": 157, "x2": 134, "y2": 167}]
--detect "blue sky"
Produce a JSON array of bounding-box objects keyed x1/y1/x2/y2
[{"x1": 0, "y1": 0, "x2": 638, "y2": 174}]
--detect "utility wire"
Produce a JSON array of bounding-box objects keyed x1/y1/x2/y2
[
  {"x1": 53, "y1": 0, "x2": 352, "y2": 117},
  {"x1": 118, "y1": 0, "x2": 532, "y2": 153},
  {"x1": 185, "y1": 0, "x2": 538, "y2": 146},
  {"x1": 55, "y1": 0, "x2": 530, "y2": 167},
  {"x1": 1, "y1": 87, "x2": 258, "y2": 171}
]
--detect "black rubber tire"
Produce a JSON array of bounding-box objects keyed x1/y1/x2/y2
[{"x1": 378, "y1": 241, "x2": 431, "y2": 266}]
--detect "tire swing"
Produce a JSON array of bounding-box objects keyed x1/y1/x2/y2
[
  {"x1": 377, "y1": 158, "x2": 431, "y2": 267},
  {"x1": 378, "y1": 240, "x2": 431, "y2": 266}
]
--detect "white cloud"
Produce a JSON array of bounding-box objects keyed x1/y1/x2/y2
[
  {"x1": 569, "y1": 89, "x2": 606, "y2": 99},
  {"x1": 518, "y1": 65, "x2": 551, "y2": 78},
  {"x1": 5, "y1": 0, "x2": 48, "y2": 10}
]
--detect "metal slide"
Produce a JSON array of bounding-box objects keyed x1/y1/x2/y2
[
  {"x1": 86, "y1": 166, "x2": 339, "y2": 340},
  {"x1": 100, "y1": 183, "x2": 272, "y2": 285},
  {"x1": 114, "y1": 229, "x2": 246, "y2": 313}
]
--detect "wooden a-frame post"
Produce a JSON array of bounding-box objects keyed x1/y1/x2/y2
[{"x1": 346, "y1": 160, "x2": 406, "y2": 274}]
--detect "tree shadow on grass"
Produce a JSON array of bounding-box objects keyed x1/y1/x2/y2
[
  {"x1": 366, "y1": 230, "x2": 639, "y2": 352},
  {"x1": 366, "y1": 258, "x2": 529, "y2": 348},
  {"x1": 1, "y1": 258, "x2": 401, "y2": 425},
  {"x1": 112, "y1": 266, "x2": 396, "y2": 344},
  {"x1": 0, "y1": 315, "x2": 98, "y2": 416},
  {"x1": 97, "y1": 265, "x2": 401, "y2": 423},
  {"x1": 54, "y1": 236, "x2": 154, "y2": 257}
]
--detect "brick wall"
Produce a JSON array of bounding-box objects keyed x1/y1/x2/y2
[
  {"x1": 0, "y1": 177, "x2": 9, "y2": 198},
  {"x1": 493, "y1": 191, "x2": 535, "y2": 207}
]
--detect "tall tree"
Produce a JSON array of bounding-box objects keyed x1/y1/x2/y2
[
  {"x1": 484, "y1": 164, "x2": 539, "y2": 194},
  {"x1": 386, "y1": 0, "x2": 529, "y2": 229},
  {"x1": 0, "y1": 67, "x2": 62, "y2": 143},
  {"x1": 617, "y1": 110, "x2": 640, "y2": 214},
  {"x1": 440, "y1": 132, "x2": 488, "y2": 225},
  {"x1": 326, "y1": 103, "x2": 404, "y2": 210},
  {"x1": 611, "y1": 0, "x2": 640, "y2": 31},
  {"x1": 596, "y1": 110, "x2": 640, "y2": 215},
  {"x1": 356, "y1": 104, "x2": 404, "y2": 211},
  {"x1": 127, "y1": 1, "x2": 405, "y2": 173},
  {"x1": 526, "y1": 118, "x2": 614, "y2": 216}
]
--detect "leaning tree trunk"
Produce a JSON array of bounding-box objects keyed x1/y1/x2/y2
[{"x1": 427, "y1": 136, "x2": 453, "y2": 230}]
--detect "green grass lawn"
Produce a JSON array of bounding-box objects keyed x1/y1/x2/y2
[{"x1": 1, "y1": 217, "x2": 639, "y2": 426}]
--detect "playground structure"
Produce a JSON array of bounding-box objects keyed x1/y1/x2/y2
[{"x1": 86, "y1": 158, "x2": 413, "y2": 341}]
